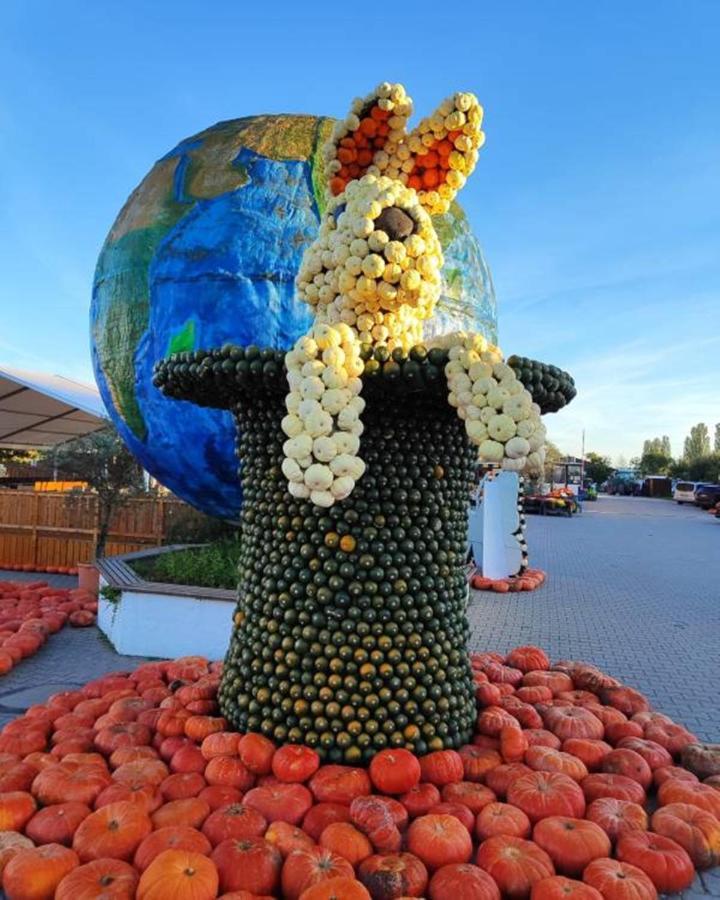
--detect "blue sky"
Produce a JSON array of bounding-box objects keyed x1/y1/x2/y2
[{"x1": 1, "y1": 1, "x2": 718, "y2": 462}]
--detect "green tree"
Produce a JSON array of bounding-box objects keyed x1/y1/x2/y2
[
  {"x1": 642, "y1": 436, "x2": 671, "y2": 457},
  {"x1": 687, "y1": 453, "x2": 720, "y2": 484},
  {"x1": 684, "y1": 423, "x2": 710, "y2": 461},
  {"x1": 638, "y1": 450, "x2": 673, "y2": 476},
  {"x1": 45, "y1": 428, "x2": 144, "y2": 558},
  {"x1": 584, "y1": 452, "x2": 613, "y2": 486},
  {"x1": 714, "y1": 423, "x2": 720, "y2": 453}
]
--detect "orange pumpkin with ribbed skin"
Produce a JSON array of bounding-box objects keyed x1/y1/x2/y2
[
  {"x1": 350, "y1": 795, "x2": 401, "y2": 852},
  {"x1": 112, "y1": 758, "x2": 168, "y2": 788},
  {"x1": 581, "y1": 774, "x2": 646, "y2": 806},
  {"x1": 170, "y1": 744, "x2": 207, "y2": 774},
  {"x1": 32, "y1": 763, "x2": 111, "y2": 806},
  {"x1": 562, "y1": 740, "x2": 612, "y2": 772},
  {"x1": 526, "y1": 747, "x2": 588, "y2": 783},
  {"x1": 602, "y1": 750, "x2": 652, "y2": 789},
  {"x1": 532, "y1": 817, "x2": 611, "y2": 875},
  {"x1": 543, "y1": 707, "x2": 604, "y2": 742},
  {"x1": 517, "y1": 687, "x2": 554, "y2": 705},
  {"x1": 0, "y1": 761, "x2": 41, "y2": 793},
  {"x1": 272, "y1": 745, "x2": 320, "y2": 784},
  {"x1": 204, "y1": 756, "x2": 254, "y2": 790},
  {"x1": 25, "y1": 802, "x2": 90, "y2": 846},
  {"x1": 476, "y1": 802, "x2": 532, "y2": 841},
  {"x1": 3, "y1": 843, "x2": 80, "y2": 900},
  {"x1": 198, "y1": 784, "x2": 243, "y2": 810},
  {"x1": 320, "y1": 822, "x2": 372, "y2": 866},
  {"x1": 244, "y1": 782, "x2": 314, "y2": 825},
  {"x1": 152, "y1": 797, "x2": 211, "y2": 830},
  {"x1": 652, "y1": 765, "x2": 698, "y2": 788},
  {"x1": 200, "y1": 731, "x2": 240, "y2": 760},
  {"x1": 651, "y1": 802, "x2": 720, "y2": 869},
  {"x1": 266, "y1": 821, "x2": 315, "y2": 858},
  {"x1": 486, "y1": 763, "x2": 533, "y2": 798},
  {"x1": 0, "y1": 790, "x2": 36, "y2": 831},
  {"x1": 657, "y1": 779, "x2": 720, "y2": 817},
  {"x1": 211, "y1": 837, "x2": 282, "y2": 895},
  {"x1": 478, "y1": 707, "x2": 520, "y2": 738},
  {"x1": 137, "y1": 849, "x2": 218, "y2": 900},
  {"x1": 643, "y1": 722, "x2": 696, "y2": 756},
  {"x1": 0, "y1": 831, "x2": 34, "y2": 877},
  {"x1": 406, "y1": 814, "x2": 472, "y2": 869},
  {"x1": 281, "y1": 846, "x2": 355, "y2": 900},
  {"x1": 94, "y1": 722, "x2": 153, "y2": 756},
  {"x1": 501, "y1": 726, "x2": 529, "y2": 764},
  {"x1": 523, "y1": 672, "x2": 574, "y2": 695},
  {"x1": 133, "y1": 826, "x2": 211, "y2": 872},
  {"x1": 616, "y1": 738, "x2": 672, "y2": 771},
  {"x1": 428, "y1": 801, "x2": 473, "y2": 833},
  {"x1": 201, "y1": 803, "x2": 266, "y2": 845},
  {"x1": 357, "y1": 852, "x2": 428, "y2": 899},
  {"x1": 369, "y1": 749, "x2": 421, "y2": 795},
  {"x1": 586, "y1": 798, "x2": 648, "y2": 841},
  {"x1": 183, "y1": 715, "x2": 227, "y2": 742},
  {"x1": 54, "y1": 858, "x2": 138, "y2": 899},
  {"x1": 160, "y1": 771, "x2": 207, "y2": 800},
  {"x1": 506, "y1": 646, "x2": 550, "y2": 673},
  {"x1": 428, "y1": 863, "x2": 501, "y2": 900},
  {"x1": 418, "y1": 750, "x2": 464, "y2": 786},
  {"x1": 302, "y1": 802, "x2": 351, "y2": 841},
  {"x1": 109, "y1": 745, "x2": 158, "y2": 768},
  {"x1": 605, "y1": 721, "x2": 644, "y2": 744},
  {"x1": 477, "y1": 683, "x2": 503, "y2": 706},
  {"x1": 458, "y1": 746, "x2": 502, "y2": 782},
  {"x1": 237, "y1": 733, "x2": 276, "y2": 775},
  {"x1": 476, "y1": 835, "x2": 555, "y2": 899},
  {"x1": 72, "y1": 801, "x2": 152, "y2": 862},
  {"x1": 507, "y1": 772, "x2": 586, "y2": 823},
  {"x1": 93, "y1": 782, "x2": 161, "y2": 814},
  {"x1": 582, "y1": 859, "x2": 657, "y2": 900},
  {"x1": 399, "y1": 782, "x2": 441, "y2": 818},
  {"x1": 530, "y1": 875, "x2": 603, "y2": 900},
  {"x1": 298, "y1": 876, "x2": 371, "y2": 899},
  {"x1": 599, "y1": 686, "x2": 650, "y2": 717},
  {"x1": 441, "y1": 780, "x2": 495, "y2": 813},
  {"x1": 616, "y1": 830, "x2": 694, "y2": 893}
]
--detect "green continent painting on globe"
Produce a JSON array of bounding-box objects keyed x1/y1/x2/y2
[{"x1": 91, "y1": 114, "x2": 496, "y2": 520}]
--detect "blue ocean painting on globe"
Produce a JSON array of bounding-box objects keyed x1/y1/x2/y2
[{"x1": 91, "y1": 114, "x2": 497, "y2": 519}]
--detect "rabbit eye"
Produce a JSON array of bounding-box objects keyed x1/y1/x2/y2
[
  {"x1": 375, "y1": 206, "x2": 415, "y2": 241},
  {"x1": 332, "y1": 203, "x2": 346, "y2": 223}
]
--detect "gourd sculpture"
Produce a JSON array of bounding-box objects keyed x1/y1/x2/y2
[{"x1": 154, "y1": 83, "x2": 574, "y2": 762}]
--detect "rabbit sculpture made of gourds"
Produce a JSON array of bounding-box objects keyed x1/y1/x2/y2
[{"x1": 280, "y1": 82, "x2": 546, "y2": 508}]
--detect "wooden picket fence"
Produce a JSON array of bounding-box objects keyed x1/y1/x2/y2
[{"x1": 0, "y1": 490, "x2": 203, "y2": 569}]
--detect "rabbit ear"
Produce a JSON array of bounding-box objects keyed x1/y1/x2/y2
[
  {"x1": 391, "y1": 91, "x2": 485, "y2": 216},
  {"x1": 324, "y1": 82, "x2": 412, "y2": 199}
]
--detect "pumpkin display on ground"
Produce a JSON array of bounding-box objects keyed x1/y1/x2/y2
[
  {"x1": 0, "y1": 581, "x2": 97, "y2": 677},
  {"x1": 0, "y1": 647, "x2": 715, "y2": 898}
]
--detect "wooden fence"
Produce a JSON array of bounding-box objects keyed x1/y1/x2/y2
[{"x1": 0, "y1": 490, "x2": 205, "y2": 569}]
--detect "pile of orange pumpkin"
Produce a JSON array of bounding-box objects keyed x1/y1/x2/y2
[
  {"x1": 470, "y1": 569, "x2": 547, "y2": 593},
  {"x1": 0, "y1": 581, "x2": 97, "y2": 675},
  {"x1": 0, "y1": 646, "x2": 717, "y2": 900}
]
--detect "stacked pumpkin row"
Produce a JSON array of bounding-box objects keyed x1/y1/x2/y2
[
  {"x1": 0, "y1": 581, "x2": 97, "y2": 675},
  {"x1": 0, "y1": 648, "x2": 716, "y2": 899},
  {"x1": 0, "y1": 566, "x2": 79, "y2": 576},
  {"x1": 469, "y1": 569, "x2": 547, "y2": 593}
]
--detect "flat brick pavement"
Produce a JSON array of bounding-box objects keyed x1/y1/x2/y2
[{"x1": 468, "y1": 495, "x2": 720, "y2": 742}]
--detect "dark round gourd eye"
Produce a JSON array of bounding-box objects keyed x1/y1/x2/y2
[
  {"x1": 375, "y1": 206, "x2": 415, "y2": 241},
  {"x1": 332, "y1": 202, "x2": 347, "y2": 223}
]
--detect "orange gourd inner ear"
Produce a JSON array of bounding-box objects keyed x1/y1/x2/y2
[
  {"x1": 329, "y1": 101, "x2": 392, "y2": 197},
  {"x1": 406, "y1": 131, "x2": 463, "y2": 193}
]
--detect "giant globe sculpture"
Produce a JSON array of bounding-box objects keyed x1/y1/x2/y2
[{"x1": 91, "y1": 114, "x2": 497, "y2": 519}]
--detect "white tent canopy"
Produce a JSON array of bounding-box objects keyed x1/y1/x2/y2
[{"x1": 0, "y1": 366, "x2": 107, "y2": 449}]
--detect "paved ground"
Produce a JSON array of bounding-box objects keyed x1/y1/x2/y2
[{"x1": 0, "y1": 497, "x2": 719, "y2": 896}]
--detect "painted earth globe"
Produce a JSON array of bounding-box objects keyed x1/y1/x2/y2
[{"x1": 91, "y1": 114, "x2": 497, "y2": 519}]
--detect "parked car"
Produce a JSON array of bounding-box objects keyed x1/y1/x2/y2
[
  {"x1": 673, "y1": 481, "x2": 697, "y2": 504},
  {"x1": 695, "y1": 484, "x2": 720, "y2": 510}
]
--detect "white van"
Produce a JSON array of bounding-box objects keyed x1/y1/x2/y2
[{"x1": 673, "y1": 481, "x2": 697, "y2": 504}]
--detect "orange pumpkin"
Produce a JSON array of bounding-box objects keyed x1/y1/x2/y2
[
  {"x1": 601, "y1": 750, "x2": 652, "y2": 789},
  {"x1": 109, "y1": 745, "x2": 158, "y2": 768},
  {"x1": 243, "y1": 782, "x2": 313, "y2": 825},
  {"x1": 532, "y1": 817, "x2": 610, "y2": 875},
  {"x1": 369, "y1": 748, "x2": 421, "y2": 795},
  {"x1": 112, "y1": 758, "x2": 169, "y2": 788},
  {"x1": 476, "y1": 834, "x2": 555, "y2": 898},
  {"x1": 485, "y1": 763, "x2": 533, "y2": 798},
  {"x1": 319, "y1": 822, "x2": 372, "y2": 866},
  {"x1": 0, "y1": 790, "x2": 36, "y2": 831},
  {"x1": 298, "y1": 876, "x2": 371, "y2": 899},
  {"x1": 599, "y1": 686, "x2": 650, "y2": 717},
  {"x1": 0, "y1": 831, "x2": 34, "y2": 876},
  {"x1": 211, "y1": 836, "x2": 282, "y2": 895},
  {"x1": 616, "y1": 830, "x2": 694, "y2": 893},
  {"x1": 134, "y1": 825, "x2": 212, "y2": 872},
  {"x1": 657, "y1": 779, "x2": 720, "y2": 817},
  {"x1": 501, "y1": 726, "x2": 529, "y2": 764},
  {"x1": 204, "y1": 755, "x2": 254, "y2": 790},
  {"x1": 301, "y1": 802, "x2": 351, "y2": 842},
  {"x1": 525, "y1": 730, "x2": 562, "y2": 750},
  {"x1": 651, "y1": 802, "x2": 720, "y2": 869},
  {"x1": 3, "y1": 843, "x2": 80, "y2": 900},
  {"x1": 72, "y1": 800, "x2": 152, "y2": 862},
  {"x1": 281, "y1": 846, "x2": 355, "y2": 900},
  {"x1": 652, "y1": 765, "x2": 698, "y2": 789},
  {"x1": 201, "y1": 802, "x2": 267, "y2": 846},
  {"x1": 526, "y1": 747, "x2": 588, "y2": 783},
  {"x1": 32, "y1": 762, "x2": 111, "y2": 806},
  {"x1": 151, "y1": 797, "x2": 211, "y2": 830},
  {"x1": 428, "y1": 862, "x2": 501, "y2": 900},
  {"x1": 507, "y1": 772, "x2": 586, "y2": 823},
  {"x1": 272, "y1": 744, "x2": 320, "y2": 784},
  {"x1": 581, "y1": 774, "x2": 646, "y2": 806},
  {"x1": 25, "y1": 801, "x2": 90, "y2": 846},
  {"x1": 237, "y1": 732, "x2": 276, "y2": 775},
  {"x1": 183, "y1": 715, "x2": 227, "y2": 742},
  {"x1": 54, "y1": 858, "x2": 139, "y2": 899},
  {"x1": 506, "y1": 646, "x2": 550, "y2": 673},
  {"x1": 561, "y1": 740, "x2": 612, "y2": 772},
  {"x1": 200, "y1": 731, "x2": 240, "y2": 760},
  {"x1": 441, "y1": 780, "x2": 495, "y2": 813},
  {"x1": 137, "y1": 849, "x2": 219, "y2": 900},
  {"x1": 530, "y1": 875, "x2": 603, "y2": 900},
  {"x1": 93, "y1": 781, "x2": 161, "y2": 814},
  {"x1": 476, "y1": 802, "x2": 532, "y2": 841},
  {"x1": 355, "y1": 851, "x2": 428, "y2": 898},
  {"x1": 522, "y1": 672, "x2": 574, "y2": 695},
  {"x1": 308, "y1": 765, "x2": 371, "y2": 805},
  {"x1": 170, "y1": 744, "x2": 207, "y2": 774},
  {"x1": 543, "y1": 707, "x2": 604, "y2": 742},
  {"x1": 616, "y1": 738, "x2": 672, "y2": 771},
  {"x1": 585, "y1": 798, "x2": 648, "y2": 842},
  {"x1": 406, "y1": 813, "x2": 472, "y2": 870},
  {"x1": 399, "y1": 782, "x2": 441, "y2": 818},
  {"x1": 160, "y1": 771, "x2": 207, "y2": 801},
  {"x1": 265, "y1": 820, "x2": 316, "y2": 858},
  {"x1": 418, "y1": 750, "x2": 464, "y2": 786},
  {"x1": 457, "y1": 746, "x2": 503, "y2": 782},
  {"x1": 582, "y1": 859, "x2": 657, "y2": 900},
  {"x1": 198, "y1": 783, "x2": 244, "y2": 810}
]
